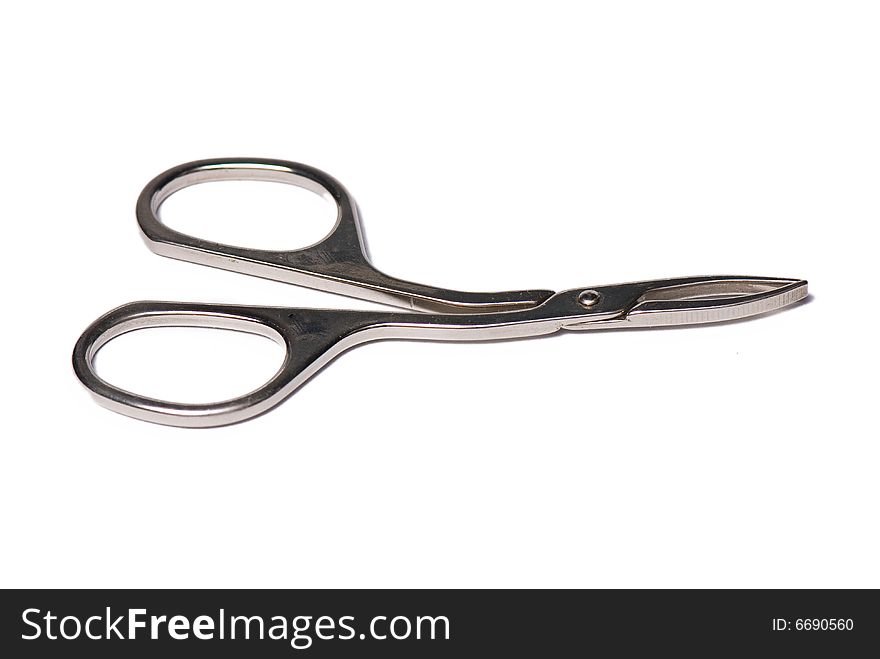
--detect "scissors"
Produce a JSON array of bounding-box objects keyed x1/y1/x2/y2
[{"x1": 73, "y1": 158, "x2": 808, "y2": 427}]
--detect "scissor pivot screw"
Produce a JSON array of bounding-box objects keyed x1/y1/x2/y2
[{"x1": 577, "y1": 290, "x2": 601, "y2": 308}]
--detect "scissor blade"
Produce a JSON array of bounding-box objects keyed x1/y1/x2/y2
[
  {"x1": 563, "y1": 276, "x2": 808, "y2": 330},
  {"x1": 624, "y1": 276, "x2": 808, "y2": 327}
]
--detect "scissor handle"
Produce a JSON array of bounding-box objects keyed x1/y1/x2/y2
[
  {"x1": 72, "y1": 301, "x2": 369, "y2": 427},
  {"x1": 71, "y1": 289, "x2": 607, "y2": 427},
  {"x1": 71, "y1": 299, "x2": 545, "y2": 428},
  {"x1": 137, "y1": 158, "x2": 553, "y2": 313}
]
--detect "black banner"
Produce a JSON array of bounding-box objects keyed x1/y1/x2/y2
[{"x1": 1, "y1": 589, "x2": 876, "y2": 656}]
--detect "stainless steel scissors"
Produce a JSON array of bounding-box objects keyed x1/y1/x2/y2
[{"x1": 73, "y1": 158, "x2": 808, "y2": 427}]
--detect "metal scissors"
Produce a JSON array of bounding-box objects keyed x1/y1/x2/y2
[{"x1": 73, "y1": 158, "x2": 808, "y2": 427}]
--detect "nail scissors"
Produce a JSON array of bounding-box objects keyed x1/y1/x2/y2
[{"x1": 73, "y1": 158, "x2": 808, "y2": 427}]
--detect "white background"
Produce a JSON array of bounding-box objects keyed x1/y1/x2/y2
[{"x1": 1, "y1": 1, "x2": 877, "y2": 588}]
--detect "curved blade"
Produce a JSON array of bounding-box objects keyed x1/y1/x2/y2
[{"x1": 564, "y1": 276, "x2": 808, "y2": 330}]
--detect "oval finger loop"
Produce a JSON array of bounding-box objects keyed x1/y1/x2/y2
[{"x1": 72, "y1": 302, "x2": 301, "y2": 428}]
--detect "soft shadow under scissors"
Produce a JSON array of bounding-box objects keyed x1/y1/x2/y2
[{"x1": 73, "y1": 158, "x2": 808, "y2": 427}]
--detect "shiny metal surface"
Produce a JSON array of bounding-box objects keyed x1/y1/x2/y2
[
  {"x1": 137, "y1": 158, "x2": 553, "y2": 314},
  {"x1": 74, "y1": 158, "x2": 808, "y2": 427}
]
